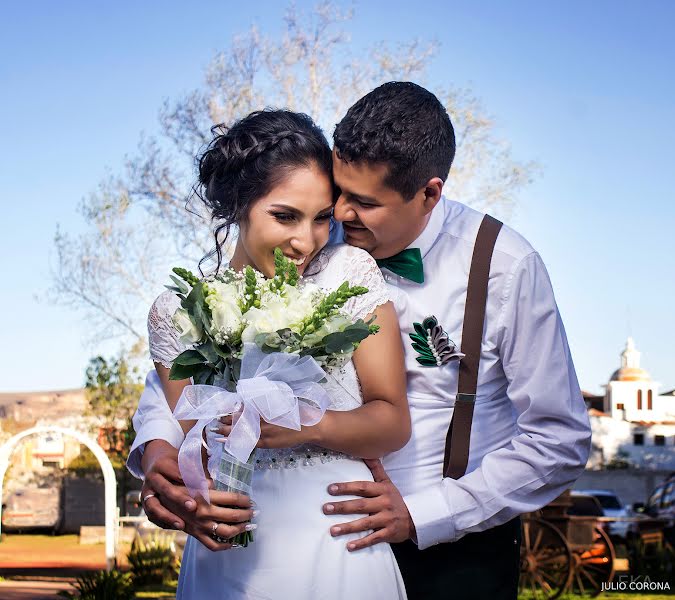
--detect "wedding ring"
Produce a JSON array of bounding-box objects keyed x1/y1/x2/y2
[
  {"x1": 211, "y1": 521, "x2": 229, "y2": 544},
  {"x1": 141, "y1": 493, "x2": 156, "y2": 505}
]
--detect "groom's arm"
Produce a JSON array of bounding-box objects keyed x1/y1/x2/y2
[
  {"x1": 126, "y1": 370, "x2": 185, "y2": 480},
  {"x1": 326, "y1": 252, "x2": 592, "y2": 550},
  {"x1": 402, "y1": 252, "x2": 591, "y2": 548}
]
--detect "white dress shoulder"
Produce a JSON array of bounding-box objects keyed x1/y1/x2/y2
[{"x1": 147, "y1": 244, "x2": 407, "y2": 600}]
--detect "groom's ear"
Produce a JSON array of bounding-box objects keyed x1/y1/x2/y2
[{"x1": 420, "y1": 177, "x2": 444, "y2": 215}]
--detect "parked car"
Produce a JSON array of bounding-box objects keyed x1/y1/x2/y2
[
  {"x1": 576, "y1": 489, "x2": 633, "y2": 538},
  {"x1": 642, "y1": 474, "x2": 675, "y2": 527}
]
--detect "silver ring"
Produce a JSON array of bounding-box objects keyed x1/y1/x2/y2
[
  {"x1": 142, "y1": 493, "x2": 156, "y2": 505},
  {"x1": 211, "y1": 521, "x2": 229, "y2": 544}
]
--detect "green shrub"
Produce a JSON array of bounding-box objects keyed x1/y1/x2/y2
[
  {"x1": 127, "y1": 530, "x2": 180, "y2": 587},
  {"x1": 57, "y1": 570, "x2": 134, "y2": 599}
]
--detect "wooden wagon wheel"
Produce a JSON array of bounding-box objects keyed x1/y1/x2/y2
[
  {"x1": 519, "y1": 517, "x2": 573, "y2": 600},
  {"x1": 570, "y1": 525, "x2": 616, "y2": 597}
]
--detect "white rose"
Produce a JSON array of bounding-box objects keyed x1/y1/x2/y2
[
  {"x1": 209, "y1": 297, "x2": 243, "y2": 338},
  {"x1": 283, "y1": 284, "x2": 319, "y2": 327},
  {"x1": 206, "y1": 280, "x2": 240, "y2": 304},
  {"x1": 241, "y1": 304, "x2": 292, "y2": 343},
  {"x1": 172, "y1": 308, "x2": 203, "y2": 344}
]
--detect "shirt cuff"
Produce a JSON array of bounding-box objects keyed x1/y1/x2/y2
[
  {"x1": 403, "y1": 483, "x2": 456, "y2": 550},
  {"x1": 126, "y1": 420, "x2": 185, "y2": 480}
]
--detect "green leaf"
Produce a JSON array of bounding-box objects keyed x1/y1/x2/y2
[
  {"x1": 196, "y1": 341, "x2": 219, "y2": 364},
  {"x1": 169, "y1": 362, "x2": 201, "y2": 381},
  {"x1": 192, "y1": 365, "x2": 214, "y2": 385},
  {"x1": 213, "y1": 343, "x2": 233, "y2": 359},
  {"x1": 409, "y1": 332, "x2": 428, "y2": 346},
  {"x1": 411, "y1": 342, "x2": 433, "y2": 356},
  {"x1": 299, "y1": 347, "x2": 327, "y2": 358},
  {"x1": 416, "y1": 356, "x2": 438, "y2": 367},
  {"x1": 173, "y1": 349, "x2": 206, "y2": 366},
  {"x1": 169, "y1": 275, "x2": 189, "y2": 294},
  {"x1": 231, "y1": 358, "x2": 242, "y2": 381},
  {"x1": 183, "y1": 282, "x2": 208, "y2": 329},
  {"x1": 414, "y1": 322, "x2": 427, "y2": 338}
]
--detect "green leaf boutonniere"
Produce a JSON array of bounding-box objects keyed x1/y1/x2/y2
[{"x1": 409, "y1": 316, "x2": 465, "y2": 367}]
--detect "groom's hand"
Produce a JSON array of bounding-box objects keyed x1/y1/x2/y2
[
  {"x1": 323, "y1": 459, "x2": 416, "y2": 551},
  {"x1": 142, "y1": 439, "x2": 254, "y2": 551}
]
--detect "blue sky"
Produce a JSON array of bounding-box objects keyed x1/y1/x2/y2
[{"x1": 1, "y1": 1, "x2": 673, "y2": 394}]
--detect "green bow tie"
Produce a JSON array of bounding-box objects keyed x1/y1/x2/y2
[{"x1": 376, "y1": 248, "x2": 424, "y2": 283}]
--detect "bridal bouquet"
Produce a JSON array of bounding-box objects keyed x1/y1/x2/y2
[{"x1": 166, "y1": 249, "x2": 378, "y2": 545}]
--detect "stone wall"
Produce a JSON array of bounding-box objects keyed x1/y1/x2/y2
[{"x1": 573, "y1": 468, "x2": 672, "y2": 506}]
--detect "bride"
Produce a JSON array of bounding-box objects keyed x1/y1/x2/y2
[{"x1": 147, "y1": 109, "x2": 410, "y2": 599}]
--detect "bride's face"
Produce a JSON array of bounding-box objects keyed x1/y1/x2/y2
[{"x1": 231, "y1": 163, "x2": 334, "y2": 278}]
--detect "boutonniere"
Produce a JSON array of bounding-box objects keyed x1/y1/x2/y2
[{"x1": 409, "y1": 316, "x2": 464, "y2": 367}]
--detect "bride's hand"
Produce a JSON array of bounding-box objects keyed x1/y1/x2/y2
[{"x1": 216, "y1": 415, "x2": 321, "y2": 449}]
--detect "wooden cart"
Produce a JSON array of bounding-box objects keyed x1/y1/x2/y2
[{"x1": 519, "y1": 491, "x2": 615, "y2": 598}]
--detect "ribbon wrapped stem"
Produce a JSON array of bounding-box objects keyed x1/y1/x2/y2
[{"x1": 173, "y1": 344, "x2": 331, "y2": 507}]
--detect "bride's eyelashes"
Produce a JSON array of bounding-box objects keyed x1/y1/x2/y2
[
  {"x1": 269, "y1": 210, "x2": 333, "y2": 224},
  {"x1": 270, "y1": 211, "x2": 296, "y2": 223}
]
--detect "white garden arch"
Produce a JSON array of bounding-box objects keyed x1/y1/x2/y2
[{"x1": 0, "y1": 425, "x2": 117, "y2": 570}]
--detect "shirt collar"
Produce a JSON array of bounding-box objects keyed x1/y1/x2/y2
[{"x1": 406, "y1": 196, "x2": 446, "y2": 258}]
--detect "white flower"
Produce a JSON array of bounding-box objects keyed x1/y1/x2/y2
[
  {"x1": 241, "y1": 303, "x2": 292, "y2": 342},
  {"x1": 204, "y1": 281, "x2": 243, "y2": 341},
  {"x1": 210, "y1": 298, "x2": 243, "y2": 338},
  {"x1": 283, "y1": 283, "x2": 320, "y2": 327},
  {"x1": 172, "y1": 308, "x2": 203, "y2": 344}
]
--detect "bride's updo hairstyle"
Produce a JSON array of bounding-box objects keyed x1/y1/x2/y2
[{"x1": 193, "y1": 109, "x2": 333, "y2": 272}]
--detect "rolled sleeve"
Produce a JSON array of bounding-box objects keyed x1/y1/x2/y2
[{"x1": 126, "y1": 370, "x2": 184, "y2": 480}]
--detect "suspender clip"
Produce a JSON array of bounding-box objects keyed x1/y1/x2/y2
[{"x1": 456, "y1": 393, "x2": 476, "y2": 404}]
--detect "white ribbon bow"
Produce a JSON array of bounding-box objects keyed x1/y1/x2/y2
[{"x1": 173, "y1": 344, "x2": 330, "y2": 502}]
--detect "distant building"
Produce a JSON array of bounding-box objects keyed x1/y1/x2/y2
[
  {"x1": 587, "y1": 338, "x2": 675, "y2": 470},
  {"x1": 0, "y1": 388, "x2": 124, "y2": 476}
]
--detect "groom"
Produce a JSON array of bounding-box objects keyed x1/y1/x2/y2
[{"x1": 128, "y1": 82, "x2": 591, "y2": 598}]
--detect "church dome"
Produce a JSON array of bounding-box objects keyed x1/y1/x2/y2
[
  {"x1": 610, "y1": 366, "x2": 651, "y2": 382},
  {"x1": 609, "y1": 337, "x2": 651, "y2": 382}
]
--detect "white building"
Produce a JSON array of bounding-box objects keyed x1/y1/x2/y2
[{"x1": 588, "y1": 338, "x2": 675, "y2": 470}]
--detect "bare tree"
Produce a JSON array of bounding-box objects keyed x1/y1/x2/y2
[{"x1": 50, "y1": 1, "x2": 536, "y2": 354}]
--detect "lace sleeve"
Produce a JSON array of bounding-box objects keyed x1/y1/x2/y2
[
  {"x1": 338, "y1": 246, "x2": 393, "y2": 321},
  {"x1": 147, "y1": 291, "x2": 186, "y2": 368}
]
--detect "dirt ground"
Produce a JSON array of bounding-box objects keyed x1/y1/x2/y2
[{"x1": 0, "y1": 533, "x2": 133, "y2": 569}]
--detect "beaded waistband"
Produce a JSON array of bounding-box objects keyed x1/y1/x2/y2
[{"x1": 254, "y1": 445, "x2": 349, "y2": 470}]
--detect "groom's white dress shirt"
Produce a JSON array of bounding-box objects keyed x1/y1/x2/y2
[{"x1": 127, "y1": 198, "x2": 591, "y2": 550}]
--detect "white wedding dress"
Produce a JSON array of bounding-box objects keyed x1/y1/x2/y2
[{"x1": 148, "y1": 244, "x2": 407, "y2": 600}]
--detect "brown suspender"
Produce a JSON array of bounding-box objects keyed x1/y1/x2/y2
[{"x1": 443, "y1": 214, "x2": 503, "y2": 479}]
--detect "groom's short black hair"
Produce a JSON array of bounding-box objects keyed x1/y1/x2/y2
[{"x1": 333, "y1": 82, "x2": 455, "y2": 200}]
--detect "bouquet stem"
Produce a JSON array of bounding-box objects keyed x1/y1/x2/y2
[{"x1": 213, "y1": 449, "x2": 257, "y2": 546}]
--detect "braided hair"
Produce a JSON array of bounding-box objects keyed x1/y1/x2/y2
[{"x1": 193, "y1": 109, "x2": 333, "y2": 272}]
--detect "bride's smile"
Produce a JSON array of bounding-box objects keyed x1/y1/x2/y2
[{"x1": 229, "y1": 163, "x2": 334, "y2": 278}]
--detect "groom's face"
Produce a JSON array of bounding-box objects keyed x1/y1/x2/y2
[{"x1": 332, "y1": 153, "x2": 429, "y2": 259}]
